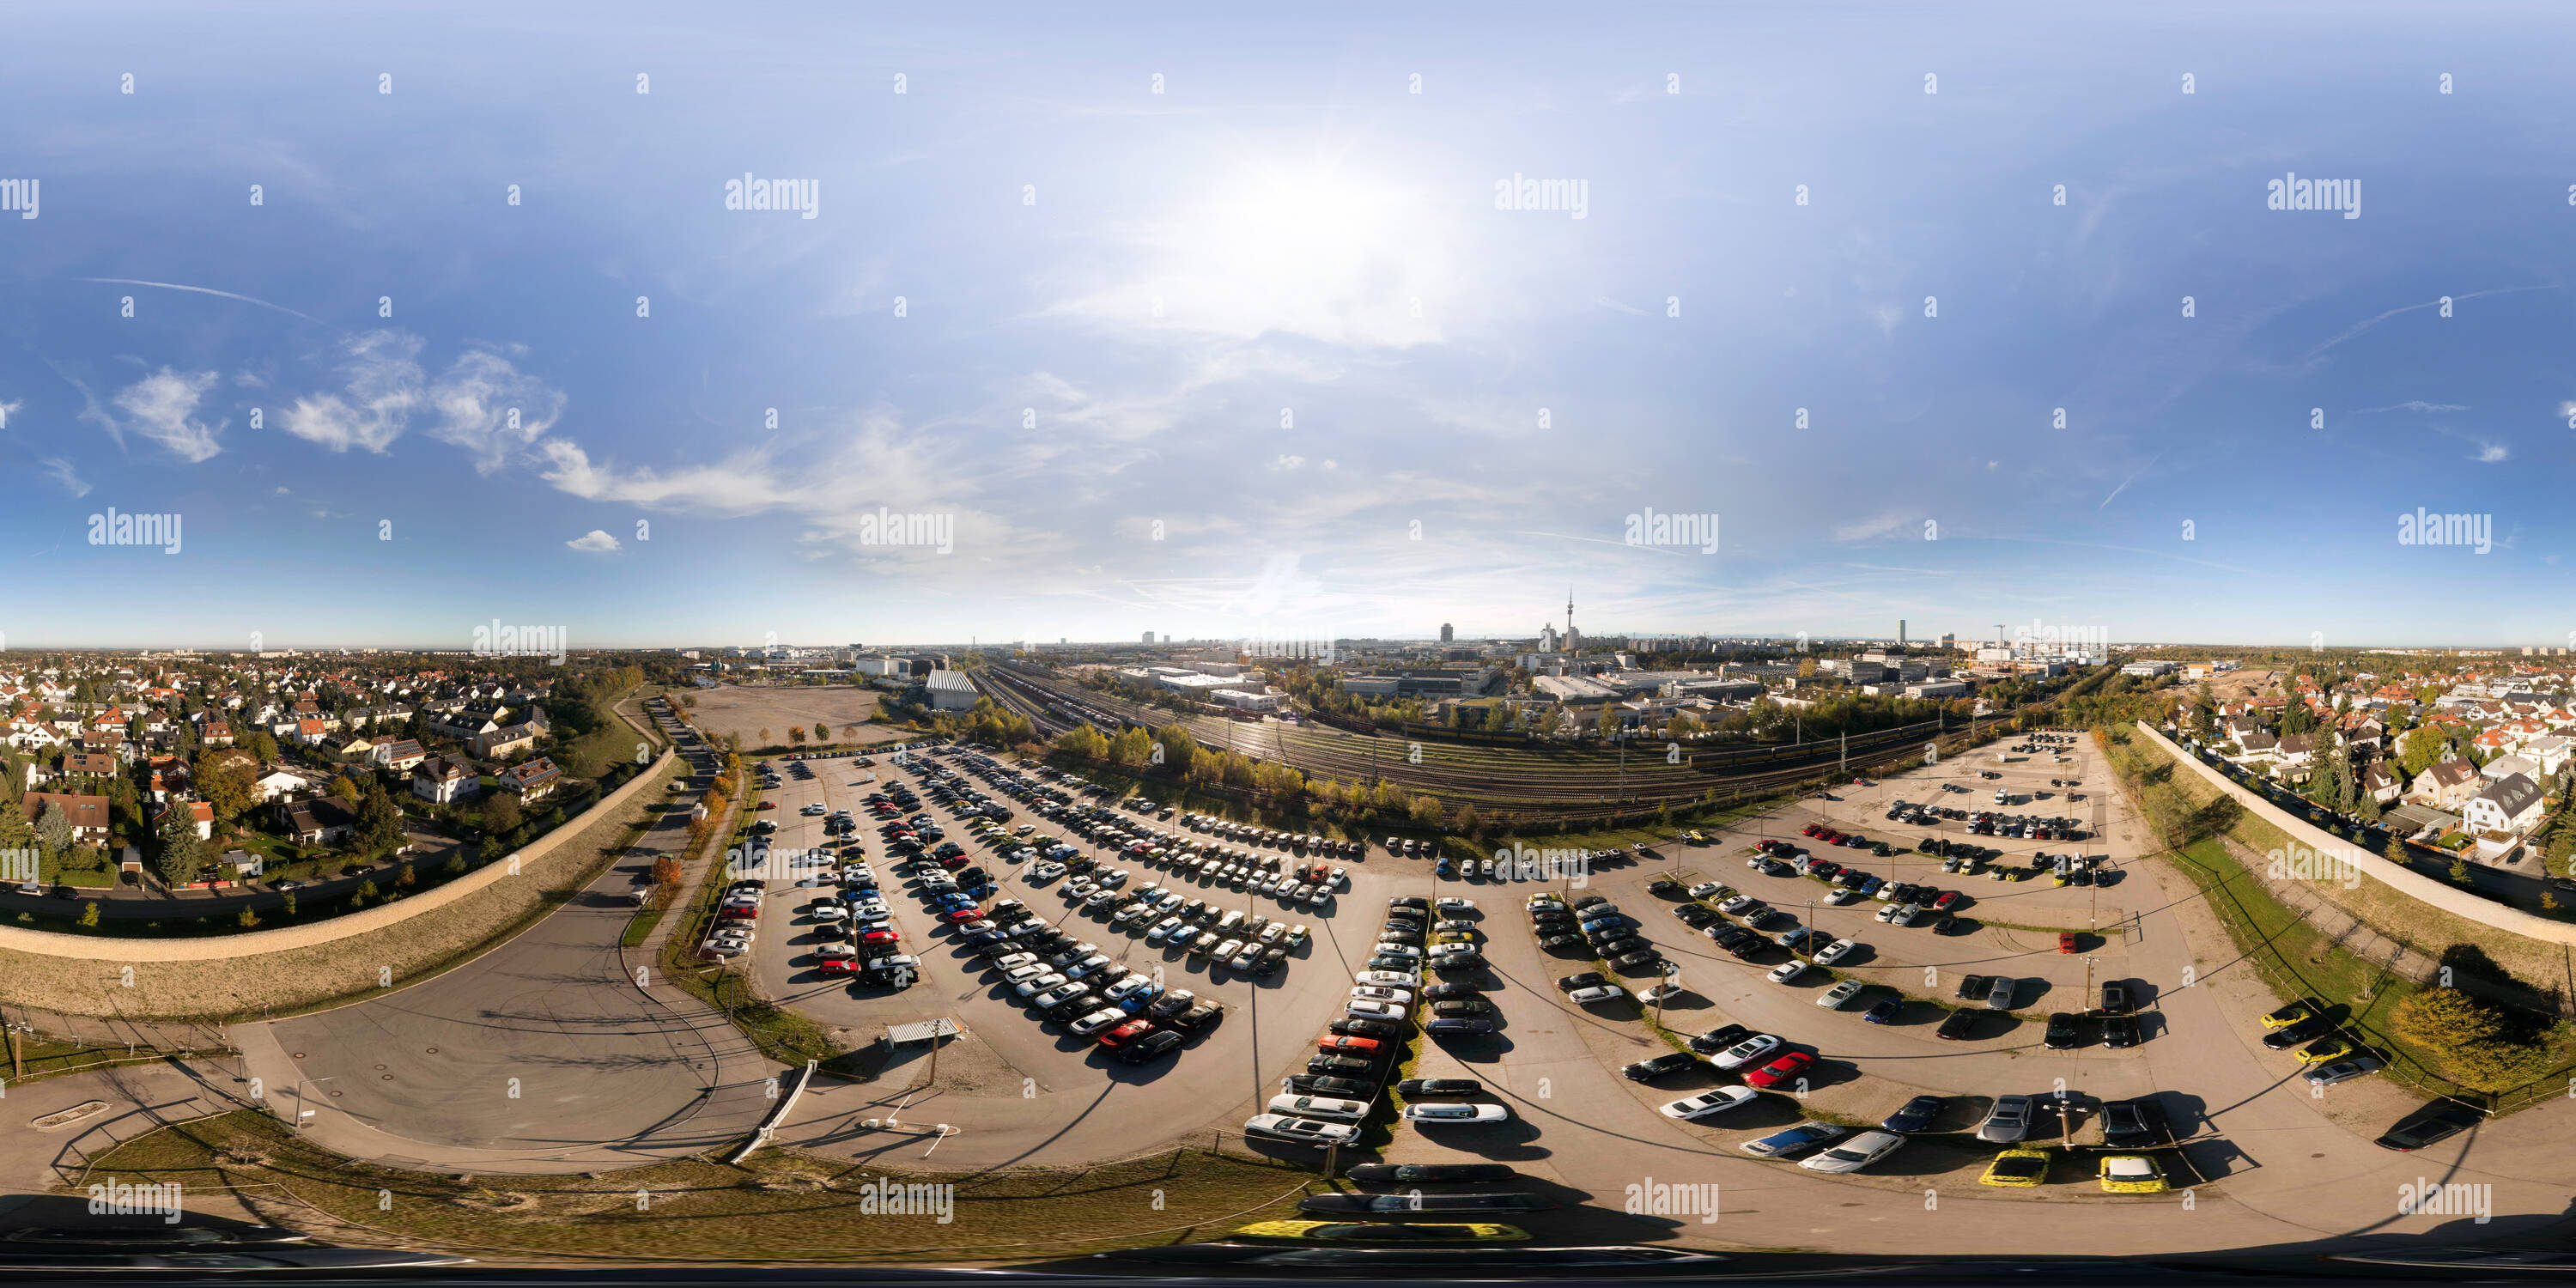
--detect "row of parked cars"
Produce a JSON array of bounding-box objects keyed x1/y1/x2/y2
[{"x1": 1527, "y1": 892, "x2": 1667, "y2": 977}]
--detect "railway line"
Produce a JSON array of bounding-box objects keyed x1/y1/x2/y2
[{"x1": 976, "y1": 662, "x2": 1994, "y2": 811}]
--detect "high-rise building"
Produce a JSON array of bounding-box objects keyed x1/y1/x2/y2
[
  {"x1": 1142, "y1": 631, "x2": 1155, "y2": 644},
  {"x1": 1899, "y1": 619, "x2": 1907, "y2": 646},
  {"x1": 1440, "y1": 623, "x2": 1455, "y2": 643}
]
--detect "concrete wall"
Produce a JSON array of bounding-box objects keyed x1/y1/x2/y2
[
  {"x1": 2135, "y1": 721, "x2": 2576, "y2": 947},
  {"x1": 0, "y1": 748, "x2": 676, "y2": 962}
]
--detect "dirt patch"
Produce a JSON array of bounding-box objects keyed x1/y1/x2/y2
[{"x1": 683, "y1": 684, "x2": 900, "y2": 753}]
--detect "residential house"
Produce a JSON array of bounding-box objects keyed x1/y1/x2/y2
[
  {"x1": 23, "y1": 792, "x2": 112, "y2": 846},
  {"x1": 155, "y1": 799, "x2": 215, "y2": 841},
  {"x1": 412, "y1": 756, "x2": 479, "y2": 804},
  {"x1": 372, "y1": 738, "x2": 428, "y2": 772},
  {"x1": 474, "y1": 722, "x2": 542, "y2": 760},
  {"x1": 334, "y1": 736, "x2": 377, "y2": 763},
  {"x1": 294, "y1": 718, "x2": 329, "y2": 746},
  {"x1": 2360, "y1": 762, "x2": 2403, "y2": 806},
  {"x1": 2481, "y1": 754, "x2": 2539, "y2": 785},
  {"x1": 495, "y1": 756, "x2": 561, "y2": 801},
  {"x1": 275, "y1": 796, "x2": 358, "y2": 847},
  {"x1": 251, "y1": 766, "x2": 312, "y2": 804},
  {"x1": 2410, "y1": 758, "x2": 2483, "y2": 811}
]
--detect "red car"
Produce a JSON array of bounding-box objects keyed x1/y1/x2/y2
[
  {"x1": 1743, "y1": 1051, "x2": 1815, "y2": 1090},
  {"x1": 757, "y1": 801, "x2": 777, "y2": 811},
  {"x1": 940, "y1": 907, "x2": 984, "y2": 924},
  {"x1": 1316, "y1": 1035, "x2": 1382, "y2": 1055},
  {"x1": 816, "y1": 957, "x2": 859, "y2": 976},
  {"x1": 717, "y1": 903, "x2": 759, "y2": 922},
  {"x1": 1099, "y1": 1018, "x2": 1156, "y2": 1048},
  {"x1": 860, "y1": 927, "x2": 902, "y2": 945},
  {"x1": 1802, "y1": 824, "x2": 1821, "y2": 838},
  {"x1": 1932, "y1": 892, "x2": 1961, "y2": 910},
  {"x1": 2057, "y1": 932, "x2": 2079, "y2": 953}
]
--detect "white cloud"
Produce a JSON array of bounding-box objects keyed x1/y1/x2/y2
[
  {"x1": 429, "y1": 347, "x2": 567, "y2": 473},
  {"x1": 110, "y1": 368, "x2": 228, "y2": 462},
  {"x1": 279, "y1": 331, "x2": 564, "y2": 467},
  {"x1": 1264, "y1": 454, "x2": 1306, "y2": 471},
  {"x1": 539, "y1": 440, "x2": 785, "y2": 515},
  {"x1": 1832, "y1": 512, "x2": 1910, "y2": 543},
  {"x1": 567, "y1": 529, "x2": 623, "y2": 553},
  {"x1": 279, "y1": 331, "x2": 422, "y2": 453},
  {"x1": 38, "y1": 456, "x2": 89, "y2": 497},
  {"x1": 2474, "y1": 441, "x2": 2509, "y2": 463}
]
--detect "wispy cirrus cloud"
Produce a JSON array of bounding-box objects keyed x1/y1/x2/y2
[
  {"x1": 39, "y1": 456, "x2": 90, "y2": 497},
  {"x1": 84, "y1": 368, "x2": 227, "y2": 462},
  {"x1": 280, "y1": 331, "x2": 564, "y2": 465}
]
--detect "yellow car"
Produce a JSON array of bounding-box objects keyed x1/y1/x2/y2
[
  {"x1": 2098, "y1": 1154, "x2": 2169, "y2": 1194},
  {"x1": 1231, "y1": 1220, "x2": 1530, "y2": 1243},
  {"x1": 2295, "y1": 1036, "x2": 2358, "y2": 1066},
  {"x1": 1979, "y1": 1148, "x2": 2050, "y2": 1188},
  {"x1": 1686, "y1": 830, "x2": 1710, "y2": 845},
  {"x1": 2261, "y1": 999, "x2": 2319, "y2": 1030}
]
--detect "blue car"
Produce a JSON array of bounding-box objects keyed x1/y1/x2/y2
[{"x1": 1741, "y1": 1122, "x2": 1847, "y2": 1158}]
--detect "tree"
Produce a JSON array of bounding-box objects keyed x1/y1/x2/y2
[
  {"x1": 0, "y1": 793, "x2": 34, "y2": 854},
  {"x1": 2447, "y1": 856, "x2": 2471, "y2": 884},
  {"x1": 194, "y1": 753, "x2": 256, "y2": 825},
  {"x1": 2398, "y1": 727, "x2": 2446, "y2": 778},
  {"x1": 154, "y1": 805, "x2": 206, "y2": 888},
  {"x1": 280, "y1": 889, "x2": 298, "y2": 918},
  {"x1": 759, "y1": 727, "x2": 771, "y2": 747},
  {"x1": 76, "y1": 899, "x2": 100, "y2": 928},
  {"x1": 355, "y1": 784, "x2": 405, "y2": 860},
  {"x1": 331, "y1": 775, "x2": 361, "y2": 803},
  {"x1": 813, "y1": 721, "x2": 829, "y2": 744},
  {"x1": 787, "y1": 726, "x2": 805, "y2": 745},
  {"x1": 483, "y1": 793, "x2": 524, "y2": 835},
  {"x1": 34, "y1": 806, "x2": 73, "y2": 860}
]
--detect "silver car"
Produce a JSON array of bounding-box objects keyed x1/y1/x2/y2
[{"x1": 1978, "y1": 1094, "x2": 2034, "y2": 1142}]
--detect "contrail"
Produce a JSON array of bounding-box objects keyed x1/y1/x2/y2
[{"x1": 75, "y1": 277, "x2": 331, "y2": 326}]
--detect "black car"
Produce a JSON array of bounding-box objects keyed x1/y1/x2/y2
[
  {"x1": 1366, "y1": 954, "x2": 1420, "y2": 972},
  {"x1": 1285, "y1": 1074, "x2": 1376, "y2": 1097},
  {"x1": 1952, "y1": 973, "x2": 1992, "y2": 1001},
  {"x1": 2100, "y1": 1097, "x2": 2166, "y2": 1148},
  {"x1": 2374, "y1": 1102, "x2": 2485, "y2": 1151},
  {"x1": 1333, "y1": 1017, "x2": 1405, "y2": 1039},
  {"x1": 1649, "y1": 878, "x2": 1685, "y2": 897},
  {"x1": 1862, "y1": 998, "x2": 1904, "y2": 1025},
  {"x1": 1117, "y1": 1030, "x2": 1185, "y2": 1063},
  {"x1": 1538, "y1": 934, "x2": 1585, "y2": 951},
  {"x1": 1344, "y1": 1162, "x2": 1516, "y2": 1184},
  {"x1": 1422, "y1": 982, "x2": 1485, "y2": 1001},
  {"x1": 2042, "y1": 1012, "x2": 2086, "y2": 1050},
  {"x1": 1308, "y1": 1054, "x2": 1374, "y2": 1077},
  {"x1": 1046, "y1": 996, "x2": 1104, "y2": 1024},
  {"x1": 2261, "y1": 1017, "x2": 2331, "y2": 1050},
  {"x1": 1170, "y1": 1001, "x2": 1224, "y2": 1031},
  {"x1": 1611, "y1": 951, "x2": 1663, "y2": 973},
  {"x1": 1599, "y1": 937, "x2": 1649, "y2": 958},
  {"x1": 1622, "y1": 1051, "x2": 1703, "y2": 1081},
  {"x1": 2100, "y1": 1014, "x2": 2142, "y2": 1048},
  {"x1": 1396, "y1": 1077, "x2": 1485, "y2": 1097},
  {"x1": 1687, "y1": 1024, "x2": 1753, "y2": 1054},
  {"x1": 1431, "y1": 951, "x2": 1489, "y2": 971},
  {"x1": 1557, "y1": 971, "x2": 1607, "y2": 993},
  {"x1": 1879, "y1": 1094, "x2": 1946, "y2": 1133},
  {"x1": 1708, "y1": 925, "x2": 1754, "y2": 949}
]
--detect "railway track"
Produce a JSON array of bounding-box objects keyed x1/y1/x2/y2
[{"x1": 978, "y1": 662, "x2": 1983, "y2": 811}]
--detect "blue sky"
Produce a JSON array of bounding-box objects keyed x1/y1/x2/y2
[{"x1": 6, "y1": 1, "x2": 2576, "y2": 651}]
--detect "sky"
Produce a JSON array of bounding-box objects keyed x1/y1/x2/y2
[{"x1": 6, "y1": 1, "x2": 2576, "y2": 652}]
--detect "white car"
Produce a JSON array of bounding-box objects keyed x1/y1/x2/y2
[
  {"x1": 991, "y1": 951, "x2": 1039, "y2": 971},
  {"x1": 1001, "y1": 963, "x2": 1052, "y2": 987},
  {"x1": 1029, "y1": 861, "x2": 1066, "y2": 881},
  {"x1": 1811, "y1": 938, "x2": 1858, "y2": 965},
  {"x1": 1798, "y1": 1130, "x2": 1905, "y2": 1174},
  {"x1": 1372, "y1": 942, "x2": 1425, "y2": 961},
  {"x1": 1662, "y1": 1087, "x2": 1761, "y2": 1121},
  {"x1": 1566, "y1": 984, "x2": 1626, "y2": 1004},
  {"x1": 1427, "y1": 942, "x2": 1480, "y2": 959},
  {"x1": 1767, "y1": 962, "x2": 1811, "y2": 985},
  {"x1": 1401, "y1": 1102, "x2": 1510, "y2": 1123},
  {"x1": 1012, "y1": 972, "x2": 1069, "y2": 998},
  {"x1": 1267, "y1": 1094, "x2": 1371, "y2": 1121},
  {"x1": 1436, "y1": 896, "x2": 1475, "y2": 913},
  {"x1": 1718, "y1": 895, "x2": 1760, "y2": 915},
  {"x1": 1069, "y1": 1009, "x2": 1127, "y2": 1036},
  {"x1": 1243, "y1": 1114, "x2": 1360, "y2": 1146},
  {"x1": 1355, "y1": 969, "x2": 1416, "y2": 989},
  {"x1": 1346, "y1": 999, "x2": 1410, "y2": 1022},
  {"x1": 1146, "y1": 915, "x2": 1187, "y2": 944},
  {"x1": 1103, "y1": 973, "x2": 1155, "y2": 1001},
  {"x1": 1212, "y1": 938, "x2": 1246, "y2": 963},
  {"x1": 1350, "y1": 985, "x2": 1415, "y2": 1005},
  {"x1": 1686, "y1": 881, "x2": 1725, "y2": 898},
  {"x1": 1818, "y1": 980, "x2": 1866, "y2": 1009},
  {"x1": 1710, "y1": 1033, "x2": 1782, "y2": 1071}
]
